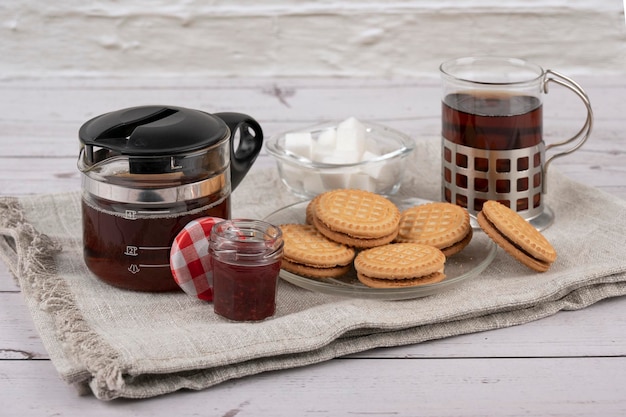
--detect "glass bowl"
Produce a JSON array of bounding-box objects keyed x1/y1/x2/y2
[{"x1": 266, "y1": 120, "x2": 415, "y2": 199}]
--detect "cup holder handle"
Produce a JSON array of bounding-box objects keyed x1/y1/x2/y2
[{"x1": 541, "y1": 70, "x2": 594, "y2": 192}]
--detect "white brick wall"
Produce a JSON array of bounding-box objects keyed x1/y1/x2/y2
[{"x1": 1, "y1": 0, "x2": 624, "y2": 78}]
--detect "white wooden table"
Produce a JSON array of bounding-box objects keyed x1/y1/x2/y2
[{"x1": 1, "y1": 76, "x2": 625, "y2": 416}]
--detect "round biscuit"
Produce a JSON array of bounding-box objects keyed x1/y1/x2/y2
[
  {"x1": 395, "y1": 202, "x2": 471, "y2": 251},
  {"x1": 281, "y1": 258, "x2": 351, "y2": 279},
  {"x1": 354, "y1": 243, "x2": 446, "y2": 280},
  {"x1": 315, "y1": 189, "x2": 400, "y2": 239},
  {"x1": 357, "y1": 271, "x2": 446, "y2": 288},
  {"x1": 480, "y1": 200, "x2": 557, "y2": 264},
  {"x1": 313, "y1": 215, "x2": 398, "y2": 248},
  {"x1": 441, "y1": 227, "x2": 473, "y2": 257},
  {"x1": 477, "y1": 211, "x2": 552, "y2": 272},
  {"x1": 280, "y1": 223, "x2": 355, "y2": 267},
  {"x1": 305, "y1": 194, "x2": 321, "y2": 225}
]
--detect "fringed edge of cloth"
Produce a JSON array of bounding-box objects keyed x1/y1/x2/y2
[{"x1": 0, "y1": 196, "x2": 127, "y2": 400}]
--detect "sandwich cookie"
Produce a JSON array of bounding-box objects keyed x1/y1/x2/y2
[
  {"x1": 305, "y1": 194, "x2": 322, "y2": 225},
  {"x1": 477, "y1": 200, "x2": 557, "y2": 272},
  {"x1": 280, "y1": 223, "x2": 356, "y2": 278},
  {"x1": 354, "y1": 243, "x2": 446, "y2": 288},
  {"x1": 395, "y1": 202, "x2": 472, "y2": 256},
  {"x1": 313, "y1": 189, "x2": 400, "y2": 248}
]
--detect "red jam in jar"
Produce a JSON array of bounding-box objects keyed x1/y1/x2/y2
[{"x1": 210, "y1": 220, "x2": 283, "y2": 321}]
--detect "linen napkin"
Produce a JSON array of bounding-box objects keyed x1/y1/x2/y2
[{"x1": 1, "y1": 137, "x2": 626, "y2": 400}]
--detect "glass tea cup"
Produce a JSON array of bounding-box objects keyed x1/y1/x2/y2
[{"x1": 440, "y1": 57, "x2": 593, "y2": 230}]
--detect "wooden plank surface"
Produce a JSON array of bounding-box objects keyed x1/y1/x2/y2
[
  {"x1": 2, "y1": 356, "x2": 626, "y2": 417},
  {"x1": 1, "y1": 76, "x2": 625, "y2": 416}
]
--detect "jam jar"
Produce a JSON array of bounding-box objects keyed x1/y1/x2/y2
[{"x1": 210, "y1": 220, "x2": 284, "y2": 321}]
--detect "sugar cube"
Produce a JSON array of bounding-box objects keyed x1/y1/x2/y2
[
  {"x1": 302, "y1": 173, "x2": 327, "y2": 194},
  {"x1": 320, "y1": 153, "x2": 360, "y2": 165},
  {"x1": 284, "y1": 131, "x2": 313, "y2": 159},
  {"x1": 320, "y1": 164, "x2": 360, "y2": 189},
  {"x1": 336, "y1": 117, "x2": 366, "y2": 159},
  {"x1": 317, "y1": 128, "x2": 337, "y2": 149},
  {"x1": 347, "y1": 173, "x2": 377, "y2": 192},
  {"x1": 312, "y1": 128, "x2": 337, "y2": 161},
  {"x1": 359, "y1": 151, "x2": 385, "y2": 178}
]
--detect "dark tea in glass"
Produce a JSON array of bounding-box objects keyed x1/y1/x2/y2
[
  {"x1": 442, "y1": 91, "x2": 544, "y2": 213},
  {"x1": 442, "y1": 92, "x2": 542, "y2": 150}
]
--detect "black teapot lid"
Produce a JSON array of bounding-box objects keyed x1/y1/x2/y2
[{"x1": 79, "y1": 105, "x2": 229, "y2": 156}]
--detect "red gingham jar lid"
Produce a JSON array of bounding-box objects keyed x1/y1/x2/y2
[{"x1": 170, "y1": 216, "x2": 224, "y2": 301}]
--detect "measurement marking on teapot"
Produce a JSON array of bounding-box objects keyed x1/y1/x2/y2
[
  {"x1": 123, "y1": 210, "x2": 172, "y2": 220},
  {"x1": 127, "y1": 263, "x2": 170, "y2": 275},
  {"x1": 124, "y1": 246, "x2": 139, "y2": 256},
  {"x1": 138, "y1": 246, "x2": 171, "y2": 250},
  {"x1": 124, "y1": 245, "x2": 170, "y2": 257}
]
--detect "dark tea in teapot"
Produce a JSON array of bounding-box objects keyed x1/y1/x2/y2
[{"x1": 82, "y1": 194, "x2": 230, "y2": 292}]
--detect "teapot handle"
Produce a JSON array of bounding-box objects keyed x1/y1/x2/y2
[{"x1": 214, "y1": 112, "x2": 264, "y2": 191}]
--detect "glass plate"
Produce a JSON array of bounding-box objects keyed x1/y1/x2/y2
[{"x1": 264, "y1": 198, "x2": 496, "y2": 300}]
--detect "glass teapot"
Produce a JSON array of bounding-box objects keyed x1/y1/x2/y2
[{"x1": 77, "y1": 105, "x2": 263, "y2": 292}]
